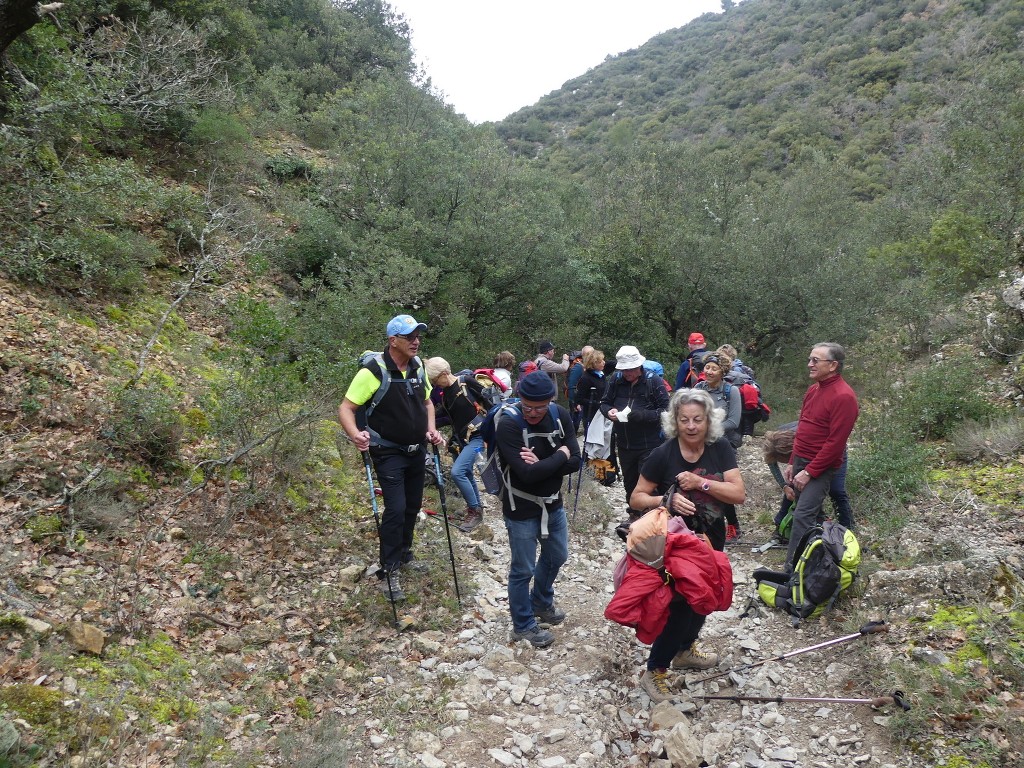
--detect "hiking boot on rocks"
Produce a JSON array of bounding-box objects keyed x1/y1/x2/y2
[
  {"x1": 671, "y1": 641, "x2": 719, "y2": 670},
  {"x1": 457, "y1": 507, "x2": 483, "y2": 533},
  {"x1": 534, "y1": 602, "x2": 566, "y2": 626},
  {"x1": 725, "y1": 524, "x2": 741, "y2": 544},
  {"x1": 378, "y1": 572, "x2": 405, "y2": 601},
  {"x1": 639, "y1": 669, "x2": 675, "y2": 703},
  {"x1": 511, "y1": 625, "x2": 555, "y2": 648}
]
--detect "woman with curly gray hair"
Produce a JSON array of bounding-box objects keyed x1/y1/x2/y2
[{"x1": 629, "y1": 388, "x2": 746, "y2": 702}]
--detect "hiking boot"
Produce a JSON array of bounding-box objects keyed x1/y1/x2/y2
[
  {"x1": 534, "y1": 602, "x2": 566, "y2": 626},
  {"x1": 378, "y1": 572, "x2": 405, "y2": 601},
  {"x1": 639, "y1": 669, "x2": 675, "y2": 703},
  {"x1": 457, "y1": 507, "x2": 483, "y2": 533},
  {"x1": 511, "y1": 625, "x2": 555, "y2": 648},
  {"x1": 725, "y1": 524, "x2": 741, "y2": 544},
  {"x1": 671, "y1": 641, "x2": 719, "y2": 670}
]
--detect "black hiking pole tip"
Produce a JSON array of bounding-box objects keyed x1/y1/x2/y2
[
  {"x1": 687, "y1": 620, "x2": 890, "y2": 688},
  {"x1": 571, "y1": 410, "x2": 594, "y2": 526},
  {"x1": 362, "y1": 450, "x2": 400, "y2": 630},
  {"x1": 432, "y1": 443, "x2": 462, "y2": 606}
]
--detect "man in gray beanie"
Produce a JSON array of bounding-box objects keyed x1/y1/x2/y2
[{"x1": 494, "y1": 371, "x2": 581, "y2": 648}]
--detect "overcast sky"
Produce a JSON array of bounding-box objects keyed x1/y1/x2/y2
[{"x1": 388, "y1": 1, "x2": 726, "y2": 124}]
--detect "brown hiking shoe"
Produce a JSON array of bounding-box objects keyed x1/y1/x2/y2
[
  {"x1": 457, "y1": 507, "x2": 483, "y2": 533},
  {"x1": 639, "y1": 669, "x2": 675, "y2": 703},
  {"x1": 671, "y1": 641, "x2": 719, "y2": 670}
]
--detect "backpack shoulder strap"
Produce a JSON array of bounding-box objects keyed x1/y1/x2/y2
[{"x1": 362, "y1": 352, "x2": 390, "y2": 418}]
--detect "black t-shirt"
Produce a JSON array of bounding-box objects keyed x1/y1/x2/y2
[{"x1": 640, "y1": 437, "x2": 737, "y2": 549}]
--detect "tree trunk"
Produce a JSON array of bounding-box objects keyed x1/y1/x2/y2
[{"x1": 0, "y1": 0, "x2": 42, "y2": 59}]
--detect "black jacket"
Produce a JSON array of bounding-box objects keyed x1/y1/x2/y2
[{"x1": 599, "y1": 371, "x2": 669, "y2": 451}]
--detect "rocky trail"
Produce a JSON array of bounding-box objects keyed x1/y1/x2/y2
[{"x1": 340, "y1": 440, "x2": 916, "y2": 768}]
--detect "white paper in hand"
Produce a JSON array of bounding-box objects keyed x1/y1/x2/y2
[{"x1": 617, "y1": 406, "x2": 631, "y2": 423}]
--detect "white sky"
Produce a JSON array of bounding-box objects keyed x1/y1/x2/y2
[{"x1": 388, "y1": 1, "x2": 726, "y2": 124}]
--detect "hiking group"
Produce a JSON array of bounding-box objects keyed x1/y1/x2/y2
[{"x1": 339, "y1": 316, "x2": 861, "y2": 700}]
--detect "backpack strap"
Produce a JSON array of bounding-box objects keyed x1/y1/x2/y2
[{"x1": 493, "y1": 404, "x2": 566, "y2": 537}]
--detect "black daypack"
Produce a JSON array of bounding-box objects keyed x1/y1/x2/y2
[
  {"x1": 356, "y1": 351, "x2": 426, "y2": 449},
  {"x1": 753, "y1": 521, "x2": 861, "y2": 626}
]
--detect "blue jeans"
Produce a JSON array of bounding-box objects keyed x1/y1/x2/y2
[
  {"x1": 452, "y1": 434, "x2": 483, "y2": 509},
  {"x1": 504, "y1": 507, "x2": 569, "y2": 633}
]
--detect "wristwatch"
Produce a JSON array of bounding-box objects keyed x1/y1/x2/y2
[{"x1": 701, "y1": 481, "x2": 711, "y2": 492}]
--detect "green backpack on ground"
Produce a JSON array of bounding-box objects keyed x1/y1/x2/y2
[{"x1": 753, "y1": 521, "x2": 861, "y2": 626}]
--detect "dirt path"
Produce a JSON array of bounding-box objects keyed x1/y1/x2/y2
[{"x1": 341, "y1": 438, "x2": 912, "y2": 768}]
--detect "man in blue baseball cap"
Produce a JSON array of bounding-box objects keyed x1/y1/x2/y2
[{"x1": 339, "y1": 314, "x2": 444, "y2": 602}]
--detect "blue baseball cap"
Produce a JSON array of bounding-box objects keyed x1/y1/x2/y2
[{"x1": 386, "y1": 314, "x2": 427, "y2": 337}]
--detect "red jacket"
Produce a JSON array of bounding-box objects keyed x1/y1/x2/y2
[{"x1": 604, "y1": 531, "x2": 733, "y2": 644}]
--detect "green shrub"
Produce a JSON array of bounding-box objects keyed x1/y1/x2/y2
[
  {"x1": 265, "y1": 155, "x2": 314, "y2": 181},
  {"x1": 895, "y1": 357, "x2": 996, "y2": 439},
  {"x1": 848, "y1": 412, "x2": 933, "y2": 520},
  {"x1": 103, "y1": 382, "x2": 183, "y2": 468}
]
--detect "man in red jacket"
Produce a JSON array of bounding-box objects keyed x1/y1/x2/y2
[{"x1": 784, "y1": 342, "x2": 859, "y2": 568}]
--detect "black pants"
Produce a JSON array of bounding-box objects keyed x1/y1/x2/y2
[
  {"x1": 370, "y1": 447, "x2": 426, "y2": 573},
  {"x1": 619, "y1": 445, "x2": 655, "y2": 513},
  {"x1": 647, "y1": 525, "x2": 725, "y2": 670}
]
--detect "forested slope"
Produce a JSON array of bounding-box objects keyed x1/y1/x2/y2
[{"x1": 0, "y1": 0, "x2": 1022, "y2": 765}]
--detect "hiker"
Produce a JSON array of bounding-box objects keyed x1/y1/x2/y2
[
  {"x1": 491, "y1": 351, "x2": 516, "y2": 394},
  {"x1": 424, "y1": 357, "x2": 487, "y2": 533},
  {"x1": 674, "y1": 332, "x2": 708, "y2": 390},
  {"x1": 534, "y1": 340, "x2": 571, "y2": 399},
  {"x1": 575, "y1": 348, "x2": 607, "y2": 429},
  {"x1": 494, "y1": 371, "x2": 581, "y2": 648},
  {"x1": 338, "y1": 314, "x2": 444, "y2": 601},
  {"x1": 600, "y1": 345, "x2": 670, "y2": 540},
  {"x1": 765, "y1": 422, "x2": 855, "y2": 534},
  {"x1": 717, "y1": 343, "x2": 755, "y2": 381},
  {"x1": 783, "y1": 343, "x2": 860, "y2": 568},
  {"x1": 514, "y1": 359, "x2": 538, "y2": 395},
  {"x1": 629, "y1": 388, "x2": 745, "y2": 700},
  {"x1": 566, "y1": 346, "x2": 591, "y2": 431}
]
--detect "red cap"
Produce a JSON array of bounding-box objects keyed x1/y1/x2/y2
[{"x1": 688, "y1": 332, "x2": 705, "y2": 345}]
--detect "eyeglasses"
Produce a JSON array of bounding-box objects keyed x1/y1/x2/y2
[
  {"x1": 808, "y1": 356, "x2": 834, "y2": 365},
  {"x1": 520, "y1": 403, "x2": 550, "y2": 414},
  {"x1": 398, "y1": 333, "x2": 421, "y2": 341}
]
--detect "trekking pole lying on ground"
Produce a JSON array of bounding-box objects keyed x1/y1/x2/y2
[
  {"x1": 688, "y1": 620, "x2": 890, "y2": 687},
  {"x1": 695, "y1": 690, "x2": 911, "y2": 711},
  {"x1": 431, "y1": 444, "x2": 462, "y2": 606},
  {"x1": 362, "y1": 450, "x2": 399, "y2": 629}
]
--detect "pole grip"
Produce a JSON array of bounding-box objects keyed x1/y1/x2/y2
[{"x1": 860, "y1": 620, "x2": 888, "y2": 635}]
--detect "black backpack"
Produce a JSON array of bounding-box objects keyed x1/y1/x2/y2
[{"x1": 752, "y1": 521, "x2": 861, "y2": 626}]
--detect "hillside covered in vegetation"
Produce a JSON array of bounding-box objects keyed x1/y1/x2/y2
[{"x1": 0, "y1": 0, "x2": 1022, "y2": 765}]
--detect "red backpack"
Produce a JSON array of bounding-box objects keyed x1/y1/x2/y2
[{"x1": 740, "y1": 382, "x2": 761, "y2": 411}]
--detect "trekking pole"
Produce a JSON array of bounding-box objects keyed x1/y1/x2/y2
[
  {"x1": 362, "y1": 451, "x2": 399, "y2": 629},
  {"x1": 688, "y1": 620, "x2": 890, "y2": 687},
  {"x1": 431, "y1": 443, "x2": 462, "y2": 605},
  {"x1": 695, "y1": 690, "x2": 911, "y2": 711}
]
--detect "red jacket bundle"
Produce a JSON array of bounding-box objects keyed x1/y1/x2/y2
[{"x1": 604, "y1": 530, "x2": 733, "y2": 644}]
